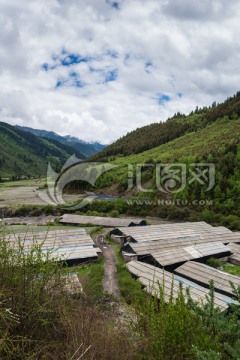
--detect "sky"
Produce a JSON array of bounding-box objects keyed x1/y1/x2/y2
[{"x1": 0, "y1": 0, "x2": 240, "y2": 144}]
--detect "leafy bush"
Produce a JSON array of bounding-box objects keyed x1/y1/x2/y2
[
  {"x1": 109, "y1": 210, "x2": 119, "y2": 218},
  {"x1": 206, "y1": 257, "x2": 225, "y2": 268}
]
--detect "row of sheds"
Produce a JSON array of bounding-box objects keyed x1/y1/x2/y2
[
  {"x1": 110, "y1": 222, "x2": 240, "y2": 269},
  {"x1": 126, "y1": 260, "x2": 240, "y2": 311},
  {"x1": 115, "y1": 222, "x2": 240, "y2": 311},
  {"x1": 4, "y1": 228, "x2": 102, "y2": 264}
]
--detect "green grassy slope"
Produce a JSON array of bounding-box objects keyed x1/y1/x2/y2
[
  {"x1": 0, "y1": 122, "x2": 85, "y2": 179},
  {"x1": 96, "y1": 117, "x2": 240, "y2": 184}
]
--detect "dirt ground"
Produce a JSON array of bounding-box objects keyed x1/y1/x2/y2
[
  {"x1": 0, "y1": 185, "x2": 83, "y2": 206},
  {"x1": 2, "y1": 215, "x2": 58, "y2": 226},
  {"x1": 95, "y1": 232, "x2": 121, "y2": 298}
]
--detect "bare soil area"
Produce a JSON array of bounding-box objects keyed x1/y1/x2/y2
[
  {"x1": 2, "y1": 215, "x2": 57, "y2": 226},
  {"x1": 0, "y1": 186, "x2": 83, "y2": 206},
  {"x1": 95, "y1": 232, "x2": 121, "y2": 298}
]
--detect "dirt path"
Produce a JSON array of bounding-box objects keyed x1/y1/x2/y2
[{"x1": 95, "y1": 233, "x2": 121, "y2": 298}]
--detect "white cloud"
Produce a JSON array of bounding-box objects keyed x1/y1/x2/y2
[{"x1": 0, "y1": 0, "x2": 240, "y2": 143}]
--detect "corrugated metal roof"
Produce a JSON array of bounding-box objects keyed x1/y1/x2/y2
[
  {"x1": 5, "y1": 229, "x2": 99, "y2": 262},
  {"x1": 121, "y1": 231, "x2": 237, "y2": 244},
  {"x1": 126, "y1": 260, "x2": 238, "y2": 310},
  {"x1": 46, "y1": 246, "x2": 100, "y2": 261},
  {"x1": 60, "y1": 214, "x2": 146, "y2": 227},
  {"x1": 120, "y1": 224, "x2": 239, "y2": 263},
  {"x1": 117, "y1": 222, "x2": 239, "y2": 245},
  {"x1": 227, "y1": 243, "x2": 240, "y2": 254},
  {"x1": 174, "y1": 261, "x2": 240, "y2": 297},
  {"x1": 125, "y1": 236, "x2": 233, "y2": 255},
  {"x1": 119, "y1": 222, "x2": 221, "y2": 235},
  {"x1": 128, "y1": 232, "x2": 239, "y2": 244},
  {"x1": 229, "y1": 253, "x2": 240, "y2": 265},
  {"x1": 151, "y1": 242, "x2": 230, "y2": 267},
  {"x1": 121, "y1": 221, "x2": 214, "y2": 232}
]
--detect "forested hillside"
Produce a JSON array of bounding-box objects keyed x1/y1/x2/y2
[
  {"x1": 91, "y1": 92, "x2": 240, "y2": 161},
  {"x1": 0, "y1": 122, "x2": 85, "y2": 179}
]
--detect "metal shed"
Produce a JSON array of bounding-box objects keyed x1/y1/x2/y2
[
  {"x1": 228, "y1": 243, "x2": 240, "y2": 254},
  {"x1": 227, "y1": 242, "x2": 240, "y2": 265},
  {"x1": 151, "y1": 242, "x2": 231, "y2": 268},
  {"x1": 123, "y1": 233, "x2": 237, "y2": 257},
  {"x1": 229, "y1": 253, "x2": 240, "y2": 266},
  {"x1": 114, "y1": 222, "x2": 239, "y2": 245},
  {"x1": 5, "y1": 228, "x2": 101, "y2": 264},
  {"x1": 174, "y1": 261, "x2": 240, "y2": 298},
  {"x1": 126, "y1": 260, "x2": 237, "y2": 311},
  {"x1": 60, "y1": 214, "x2": 146, "y2": 227}
]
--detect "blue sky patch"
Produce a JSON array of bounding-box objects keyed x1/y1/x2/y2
[
  {"x1": 89, "y1": 66, "x2": 118, "y2": 84},
  {"x1": 42, "y1": 50, "x2": 92, "y2": 72},
  {"x1": 106, "y1": 0, "x2": 120, "y2": 10},
  {"x1": 56, "y1": 79, "x2": 65, "y2": 88},
  {"x1": 43, "y1": 49, "x2": 118, "y2": 88},
  {"x1": 42, "y1": 63, "x2": 49, "y2": 71},
  {"x1": 89, "y1": 66, "x2": 101, "y2": 73},
  {"x1": 105, "y1": 49, "x2": 118, "y2": 59},
  {"x1": 69, "y1": 71, "x2": 85, "y2": 88},
  {"x1": 157, "y1": 94, "x2": 171, "y2": 105},
  {"x1": 41, "y1": 63, "x2": 57, "y2": 71},
  {"x1": 145, "y1": 60, "x2": 153, "y2": 73},
  {"x1": 61, "y1": 53, "x2": 91, "y2": 66},
  {"x1": 55, "y1": 71, "x2": 85, "y2": 89},
  {"x1": 105, "y1": 69, "x2": 118, "y2": 83},
  {"x1": 123, "y1": 53, "x2": 130, "y2": 65}
]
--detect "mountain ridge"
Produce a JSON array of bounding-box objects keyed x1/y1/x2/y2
[
  {"x1": 0, "y1": 122, "x2": 86, "y2": 179},
  {"x1": 17, "y1": 126, "x2": 106, "y2": 157}
]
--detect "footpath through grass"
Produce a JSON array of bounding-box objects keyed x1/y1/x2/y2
[{"x1": 109, "y1": 240, "x2": 146, "y2": 305}]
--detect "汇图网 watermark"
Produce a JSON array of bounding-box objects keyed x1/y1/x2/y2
[
  {"x1": 126, "y1": 199, "x2": 214, "y2": 206},
  {"x1": 127, "y1": 163, "x2": 215, "y2": 193},
  {"x1": 37, "y1": 157, "x2": 215, "y2": 209}
]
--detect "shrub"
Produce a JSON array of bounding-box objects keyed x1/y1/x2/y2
[
  {"x1": 206, "y1": 257, "x2": 225, "y2": 268},
  {"x1": 109, "y1": 210, "x2": 119, "y2": 218},
  {"x1": 167, "y1": 207, "x2": 190, "y2": 221}
]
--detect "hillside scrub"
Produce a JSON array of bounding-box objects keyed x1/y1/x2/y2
[{"x1": 134, "y1": 281, "x2": 240, "y2": 360}]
